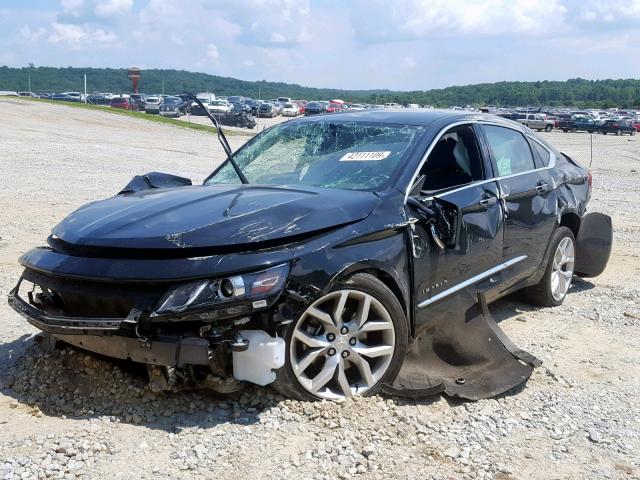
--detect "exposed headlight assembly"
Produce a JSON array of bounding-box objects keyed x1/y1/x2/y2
[{"x1": 151, "y1": 263, "x2": 289, "y2": 317}]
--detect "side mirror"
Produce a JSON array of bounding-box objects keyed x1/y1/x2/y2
[{"x1": 407, "y1": 196, "x2": 460, "y2": 249}]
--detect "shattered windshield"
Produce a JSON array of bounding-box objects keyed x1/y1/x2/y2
[{"x1": 205, "y1": 120, "x2": 425, "y2": 190}]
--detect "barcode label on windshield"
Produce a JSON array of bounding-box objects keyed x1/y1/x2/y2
[{"x1": 340, "y1": 151, "x2": 391, "y2": 161}]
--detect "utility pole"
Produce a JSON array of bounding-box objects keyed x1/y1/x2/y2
[
  {"x1": 27, "y1": 74, "x2": 31, "y2": 93},
  {"x1": 162, "y1": 79, "x2": 165, "y2": 96},
  {"x1": 84, "y1": 74, "x2": 87, "y2": 103}
]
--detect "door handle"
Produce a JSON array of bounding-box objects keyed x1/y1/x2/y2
[
  {"x1": 479, "y1": 197, "x2": 497, "y2": 207},
  {"x1": 535, "y1": 181, "x2": 549, "y2": 193},
  {"x1": 478, "y1": 195, "x2": 497, "y2": 208}
]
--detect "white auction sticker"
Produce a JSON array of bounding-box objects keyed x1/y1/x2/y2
[{"x1": 339, "y1": 151, "x2": 391, "y2": 161}]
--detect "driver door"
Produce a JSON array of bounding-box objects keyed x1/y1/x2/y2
[{"x1": 407, "y1": 124, "x2": 504, "y2": 332}]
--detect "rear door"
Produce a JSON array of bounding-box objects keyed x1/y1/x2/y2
[{"x1": 479, "y1": 124, "x2": 557, "y2": 286}]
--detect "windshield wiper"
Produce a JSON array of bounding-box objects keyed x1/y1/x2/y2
[{"x1": 183, "y1": 90, "x2": 248, "y2": 184}]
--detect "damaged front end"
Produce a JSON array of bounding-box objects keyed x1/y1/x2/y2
[{"x1": 8, "y1": 259, "x2": 311, "y2": 393}]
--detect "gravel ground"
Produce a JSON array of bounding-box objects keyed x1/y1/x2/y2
[{"x1": 0, "y1": 99, "x2": 638, "y2": 480}]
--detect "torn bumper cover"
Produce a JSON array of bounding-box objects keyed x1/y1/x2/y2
[{"x1": 574, "y1": 212, "x2": 613, "y2": 278}]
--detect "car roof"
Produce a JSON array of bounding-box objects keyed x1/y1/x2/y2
[{"x1": 289, "y1": 109, "x2": 527, "y2": 131}]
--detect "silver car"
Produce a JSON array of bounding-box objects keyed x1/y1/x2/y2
[{"x1": 144, "y1": 96, "x2": 161, "y2": 114}]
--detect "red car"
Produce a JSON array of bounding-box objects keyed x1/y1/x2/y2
[
  {"x1": 293, "y1": 100, "x2": 306, "y2": 115},
  {"x1": 110, "y1": 97, "x2": 138, "y2": 111},
  {"x1": 633, "y1": 120, "x2": 640, "y2": 132},
  {"x1": 327, "y1": 101, "x2": 345, "y2": 113}
]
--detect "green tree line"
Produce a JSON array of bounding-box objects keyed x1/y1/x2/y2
[{"x1": 1, "y1": 66, "x2": 639, "y2": 108}]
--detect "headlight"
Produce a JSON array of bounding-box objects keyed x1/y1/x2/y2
[{"x1": 151, "y1": 263, "x2": 289, "y2": 317}]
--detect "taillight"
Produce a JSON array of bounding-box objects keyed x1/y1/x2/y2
[{"x1": 587, "y1": 171, "x2": 593, "y2": 189}]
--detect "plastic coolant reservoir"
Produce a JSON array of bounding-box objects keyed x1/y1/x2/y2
[{"x1": 232, "y1": 330, "x2": 286, "y2": 386}]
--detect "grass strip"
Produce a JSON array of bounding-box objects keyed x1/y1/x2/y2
[{"x1": 9, "y1": 97, "x2": 253, "y2": 136}]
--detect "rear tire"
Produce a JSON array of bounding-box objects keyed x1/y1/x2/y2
[
  {"x1": 545, "y1": 125, "x2": 553, "y2": 132},
  {"x1": 521, "y1": 227, "x2": 575, "y2": 307},
  {"x1": 272, "y1": 273, "x2": 408, "y2": 401}
]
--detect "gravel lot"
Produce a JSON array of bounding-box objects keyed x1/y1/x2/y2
[{"x1": 0, "y1": 98, "x2": 638, "y2": 480}]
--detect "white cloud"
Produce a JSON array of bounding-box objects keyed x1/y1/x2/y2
[
  {"x1": 352, "y1": 0, "x2": 568, "y2": 42},
  {"x1": 61, "y1": 0, "x2": 84, "y2": 13},
  {"x1": 578, "y1": 0, "x2": 640, "y2": 22},
  {"x1": 206, "y1": 43, "x2": 220, "y2": 61},
  {"x1": 20, "y1": 25, "x2": 46, "y2": 42},
  {"x1": 402, "y1": 56, "x2": 416, "y2": 68},
  {"x1": 95, "y1": 0, "x2": 133, "y2": 17},
  {"x1": 209, "y1": 0, "x2": 313, "y2": 47},
  {"x1": 48, "y1": 22, "x2": 117, "y2": 48}
]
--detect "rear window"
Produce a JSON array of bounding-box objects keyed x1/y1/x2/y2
[{"x1": 484, "y1": 125, "x2": 536, "y2": 176}]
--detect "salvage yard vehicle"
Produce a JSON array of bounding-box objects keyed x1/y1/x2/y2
[
  {"x1": 558, "y1": 115, "x2": 600, "y2": 133},
  {"x1": 281, "y1": 102, "x2": 299, "y2": 117},
  {"x1": 159, "y1": 96, "x2": 184, "y2": 118},
  {"x1": 110, "y1": 96, "x2": 138, "y2": 111},
  {"x1": 600, "y1": 119, "x2": 636, "y2": 136},
  {"x1": 144, "y1": 96, "x2": 161, "y2": 114},
  {"x1": 8, "y1": 110, "x2": 612, "y2": 402},
  {"x1": 516, "y1": 113, "x2": 554, "y2": 132}
]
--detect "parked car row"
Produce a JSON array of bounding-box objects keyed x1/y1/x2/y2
[
  {"x1": 556, "y1": 115, "x2": 637, "y2": 135},
  {"x1": 494, "y1": 107, "x2": 640, "y2": 135},
  {"x1": 8, "y1": 90, "x2": 640, "y2": 134}
]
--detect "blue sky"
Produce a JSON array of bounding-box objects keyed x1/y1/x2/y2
[{"x1": 1, "y1": 0, "x2": 639, "y2": 90}]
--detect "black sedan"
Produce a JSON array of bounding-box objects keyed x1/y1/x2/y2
[
  {"x1": 601, "y1": 119, "x2": 636, "y2": 136},
  {"x1": 8, "y1": 111, "x2": 612, "y2": 402},
  {"x1": 305, "y1": 101, "x2": 326, "y2": 115}
]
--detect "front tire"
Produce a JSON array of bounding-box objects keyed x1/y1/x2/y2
[
  {"x1": 272, "y1": 273, "x2": 408, "y2": 401},
  {"x1": 545, "y1": 125, "x2": 553, "y2": 132},
  {"x1": 522, "y1": 227, "x2": 575, "y2": 307}
]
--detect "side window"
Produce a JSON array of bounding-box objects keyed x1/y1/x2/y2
[
  {"x1": 419, "y1": 125, "x2": 484, "y2": 192},
  {"x1": 483, "y1": 125, "x2": 536, "y2": 176},
  {"x1": 529, "y1": 139, "x2": 551, "y2": 167}
]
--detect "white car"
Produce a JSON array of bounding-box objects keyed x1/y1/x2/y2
[
  {"x1": 145, "y1": 96, "x2": 161, "y2": 114},
  {"x1": 208, "y1": 99, "x2": 232, "y2": 114},
  {"x1": 281, "y1": 103, "x2": 299, "y2": 117}
]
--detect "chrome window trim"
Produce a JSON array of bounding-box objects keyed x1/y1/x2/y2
[
  {"x1": 417, "y1": 255, "x2": 528, "y2": 308},
  {"x1": 404, "y1": 121, "x2": 556, "y2": 202}
]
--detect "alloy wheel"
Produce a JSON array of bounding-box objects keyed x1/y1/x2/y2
[
  {"x1": 551, "y1": 237, "x2": 575, "y2": 301},
  {"x1": 290, "y1": 289, "x2": 396, "y2": 400}
]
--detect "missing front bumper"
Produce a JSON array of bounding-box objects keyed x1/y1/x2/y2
[{"x1": 54, "y1": 333, "x2": 210, "y2": 367}]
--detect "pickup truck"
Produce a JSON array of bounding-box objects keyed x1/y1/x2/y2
[
  {"x1": 517, "y1": 113, "x2": 554, "y2": 132},
  {"x1": 557, "y1": 115, "x2": 601, "y2": 133}
]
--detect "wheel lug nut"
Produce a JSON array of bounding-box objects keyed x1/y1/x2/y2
[
  {"x1": 349, "y1": 337, "x2": 356, "y2": 346},
  {"x1": 328, "y1": 348, "x2": 336, "y2": 356},
  {"x1": 340, "y1": 326, "x2": 349, "y2": 334},
  {"x1": 341, "y1": 350, "x2": 349, "y2": 358},
  {"x1": 326, "y1": 333, "x2": 336, "y2": 341}
]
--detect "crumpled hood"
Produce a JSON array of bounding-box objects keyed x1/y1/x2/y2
[{"x1": 52, "y1": 184, "x2": 379, "y2": 250}]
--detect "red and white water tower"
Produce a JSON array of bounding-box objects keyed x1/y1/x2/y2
[{"x1": 127, "y1": 66, "x2": 141, "y2": 93}]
